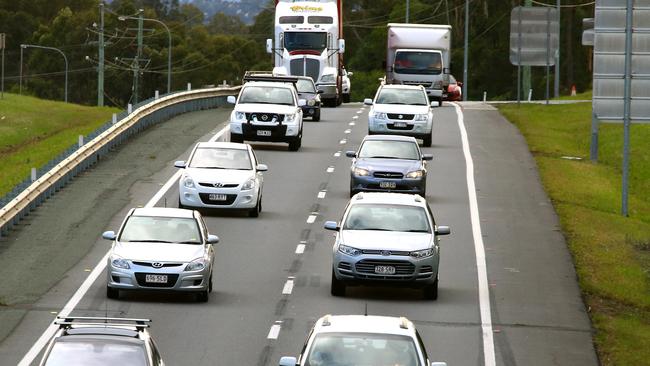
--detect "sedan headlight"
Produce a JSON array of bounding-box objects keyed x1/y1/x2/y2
[
  {"x1": 307, "y1": 99, "x2": 316, "y2": 106},
  {"x1": 235, "y1": 111, "x2": 246, "y2": 121},
  {"x1": 321, "y1": 74, "x2": 335, "y2": 83},
  {"x1": 183, "y1": 175, "x2": 195, "y2": 189},
  {"x1": 111, "y1": 256, "x2": 130, "y2": 269},
  {"x1": 372, "y1": 112, "x2": 387, "y2": 120},
  {"x1": 353, "y1": 167, "x2": 370, "y2": 176},
  {"x1": 414, "y1": 114, "x2": 428, "y2": 121},
  {"x1": 242, "y1": 178, "x2": 255, "y2": 190},
  {"x1": 338, "y1": 244, "x2": 362, "y2": 257},
  {"x1": 406, "y1": 170, "x2": 424, "y2": 179},
  {"x1": 185, "y1": 258, "x2": 207, "y2": 272},
  {"x1": 410, "y1": 248, "x2": 435, "y2": 258}
]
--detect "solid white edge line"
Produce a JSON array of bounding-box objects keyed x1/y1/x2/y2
[
  {"x1": 452, "y1": 102, "x2": 496, "y2": 366},
  {"x1": 18, "y1": 124, "x2": 231, "y2": 366},
  {"x1": 267, "y1": 324, "x2": 282, "y2": 339}
]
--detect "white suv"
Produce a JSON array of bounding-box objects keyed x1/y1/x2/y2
[
  {"x1": 228, "y1": 75, "x2": 306, "y2": 151},
  {"x1": 278, "y1": 314, "x2": 447, "y2": 366}
]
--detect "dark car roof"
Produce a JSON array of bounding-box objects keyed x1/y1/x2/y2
[{"x1": 362, "y1": 135, "x2": 419, "y2": 143}]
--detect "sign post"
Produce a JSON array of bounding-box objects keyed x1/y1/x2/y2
[{"x1": 0, "y1": 33, "x2": 5, "y2": 99}]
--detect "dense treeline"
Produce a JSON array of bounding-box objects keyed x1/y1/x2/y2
[{"x1": 0, "y1": 0, "x2": 594, "y2": 106}]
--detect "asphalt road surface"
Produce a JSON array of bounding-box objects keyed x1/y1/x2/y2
[{"x1": 0, "y1": 103, "x2": 599, "y2": 366}]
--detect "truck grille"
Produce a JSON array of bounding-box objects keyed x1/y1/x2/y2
[{"x1": 290, "y1": 58, "x2": 320, "y2": 83}]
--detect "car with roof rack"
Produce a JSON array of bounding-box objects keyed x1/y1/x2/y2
[
  {"x1": 39, "y1": 316, "x2": 164, "y2": 366},
  {"x1": 278, "y1": 314, "x2": 447, "y2": 366}
]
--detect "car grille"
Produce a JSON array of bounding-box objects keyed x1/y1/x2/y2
[
  {"x1": 134, "y1": 273, "x2": 179, "y2": 288},
  {"x1": 387, "y1": 113, "x2": 414, "y2": 120},
  {"x1": 373, "y1": 172, "x2": 404, "y2": 179},
  {"x1": 387, "y1": 123, "x2": 414, "y2": 130},
  {"x1": 361, "y1": 249, "x2": 410, "y2": 256},
  {"x1": 198, "y1": 182, "x2": 239, "y2": 188},
  {"x1": 338, "y1": 262, "x2": 352, "y2": 271},
  {"x1": 355, "y1": 259, "x2": 415, "y2": 275},
  {"x1": 290, "y1": 58, "x2": 320, "y2": 83},
  {"x1": 198, "y1": 193, "x2": 237, "y2": 205},
  {"x1": 245, "y1": 112, "x2": 284, "y2": 123},
  {"x1": 132, "y1": 261, "x2": 183, "y2": 268},
  {"x1": 403, "y1": 81, "x2": 432, "y2": 87}
]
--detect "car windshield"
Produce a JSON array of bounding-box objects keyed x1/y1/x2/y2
[
  {"x1": 119, "y1": 216, "x2": 202, "y2": 244},
  {"x1": 297, "y1": 79, "x2": 316, "y2": 93},
  {"x1": 394, "y1": 51, "x2": 442, "y2": 75},
  {"x1": 44, "y1": 339, "x2": 147, "y2": 366},
  {"x1": 376, "y1": 89, "x2": 428, "y2": 105},
  {"x1": 305, "y1": 333, "x2": 421, "y2": 366},
  {"x1": 344, "y1": 204, "x2": 431, "y2": 233},
  {"x1": 358, "y1": 140, "x2": 420, "y2": 160},
  {"x1": 189, "y1": 147, "x2": 252, "y2": 170},
  {"x1": 239, "y1": 86, "x2": 294, "y2": 105},
  {"x1": 284, "y1": 32, "x2": 327, "y2": 52}
]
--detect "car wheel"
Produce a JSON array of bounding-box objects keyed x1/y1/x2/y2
[
  {"x1": 438, "y1": 97, "x2": 444, "y2": 107},
  {"x1": 196, "y1": 289, "x2": 209, "y2": 302},
  {"x1": 208, "y1": 272, "x2": 213, "y2": 293},
  {"x1": 422, "y1": 134, "x2": 432, "y2": 147},
  {"x1": 178, "y1": 197, "x2": 184, "y2": 209},
  {"x1": 343, "y1": 94, "x2": 350, "y2": 103},
  {"x1": 230, "y1": 133, "x2": 243, "y2": 143},
  {"x1": 288, "y1": 136, "x2": 302, "y2": 151},
  {"x1": 331, "y1": 270, "x2": 346, "y2": 297},
  {"x1": 249, "y1": 198, "x2": 260, "y2": 217},
  {"x1": 312, "y1": 110, "x2": 321, "y2": 122},
  {"x1": 423, "y1": 277, "x2": 438, "y2": 300},
  {"x1": 106, "y1": 286, "x2": 119, "y2": 299}
]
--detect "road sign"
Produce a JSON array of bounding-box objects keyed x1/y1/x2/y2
[{"x1": 509, "y1": 6, "x2": 559, "y2": 66}]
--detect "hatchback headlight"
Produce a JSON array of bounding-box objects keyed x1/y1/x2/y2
[
  {"x1": 353, "y1": 167, "x2": 370, "y2": 176},
  {"x1": 372, "y1": 112, "x2": 387, "y2": 120},
  {"x1": 321, "y1": 74, "x2": 335, "y2": 83},
  {"x1": 185, "y1": 258, "x2": 207, "y2": 272},
  {"x1": 235, "y1": 111, "x2": 246, "y2": 121},
  {"x1": 410, "y1": 248, "x2": 434, "y2": 258},
  {"x1": 308, "y1": 99, "x2": 316, "y2": 106},
  {"x1": 414, "y1": 114, "x2": 428, "y2": 121},
  {"x1": 406, "y1": 170, "x2": 424, "y2": 179},
  {"x1": 242, "y1": 178, "x2": 255, "y2": 190},
  {"x1": 338, "y1": 244, "x2": 362, "y2": 257},
  {"x1": 183, "y1": 175, "x2": 195, "y2": 188},
  {"x1": 111, "y1": 256, "x2": 130, "y2": 269}
]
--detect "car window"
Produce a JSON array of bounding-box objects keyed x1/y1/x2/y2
[
  {"x1": 376, "y1": 89, "x2": 428, "y2": 105},
  {"x1": 358, "y1": 140, "x2": 420, "y2": 160},
  {"x1": 239, "y1": 86, "x2": 295, "y2": 105},
  {"x1": 296, "y1": 79, "x2": 316, "y2": 93},
  {"x1": 305, "y1": 333, "x2": 420, "y2": 366},
  {"x1": 343, "y1": 204, "x2": 431, "y2": 233},
  {"x1": 394, "y1": 51, "x2": 442, "y2": 75},
  {"x1": 119, "y1": 216, "x2": 202, "y2": 244},
  {"x1": 189, "y1": 147, "x2": 252, "y2": 170},
  {"x1": 44, "y1": 339, "x2": 147, "y2": 366}
]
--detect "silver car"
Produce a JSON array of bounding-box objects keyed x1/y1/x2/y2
[
  {"x1": 103, "y1": 207, "x2": 219, "y2": 302},
  {"x1": 324, "y1": 192, "x2": 450, "y2": 299}
]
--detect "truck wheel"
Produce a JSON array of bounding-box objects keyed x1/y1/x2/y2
[
  {"x1": 312, "y1": 109, "x2": 321, "y2": 121},
  {"x1": 343, "y1": 94, "x2": 350, "y2": 103},
  {"x1": 331, "y1": 270, "x2": 346, "y2": 297},
  {"x1": 336, "y1": 96, "x2": 342, "y2": 106},
  {"x1": 423, "y1": 278, "x2": 438, "y2": 300},
  {"x1": 422, "y1": 134, "x2": 432, "y2": 147},
  {"x1": 438, "y1": 97, "x2": 444, "y2": 107},
  {"x1": 288, "y1": 136, "x2": 302, "y2": 151},
  {"x1": 230, "y1": 133, "x2": 243, "y2": 143}
]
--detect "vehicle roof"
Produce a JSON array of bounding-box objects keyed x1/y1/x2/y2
[
  {"x1": 61, "y1": 327, "x2": 143, "y2": 339},
  {"x1": 131, "y1": 207, "x2": 196, "y2": 219},
  {"x1": 313, "y1": 315, "x2": 415, "y2": 337},
  {"x1": 195, "y1": 141, "x2": 249, "y2": 150},
  {"x1": 379, "y1": 84, "x2": 426, "y2": 91},
  {"x1": 349, "y1": 192, "x2": 427, "y2": 207},
  {"x1": 362, "y1": 134, "x2": 419, "y2": 143},
  {"x1": 243, "y1": 81, "x2": 296, "y2": 89}
]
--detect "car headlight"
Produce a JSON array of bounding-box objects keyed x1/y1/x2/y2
[
  {"x1": 242, "y1": 178, "x2": 255, "y2": 190},
  {"x1": 338, "y1": 244, "x2": 362, "y2": 256},
  {"x1": 235, "y1": 111, "x2": 246, "y2": 121},
  {"x1": 308, "y1": 99, "x2": 316, "y2": 106},
  {"x1": 321, "y1": 74, "x2": 335, "y2": 83},
  {"x1": 285, "y1": 113, "x2": 296, "y2": 123},
  {"x1": 433, "y1": 80, "x2": 443, "y2": 88},
  {"x1": 353, "y1": 167, "x2": 370, "y2": 176},
  {"x1": 372, "y1": 112, "x2": 387, "y2": 120},
  {"x1": 185, "y1": 258, "x2": 207, "y2": 272},
  {"x1": 111, "y1": 256, "x2": 130, "y2": 269},
  {"x1": 410, "y1": 248, "x2": 434, "y2": 258},
  {"x1": 183, "y1": 175, "x2": 195, "y2": 189},
  {"x1": 414, "y1": 114, "x2": 428, "y2": 121},
  {"x1": 406, "y1": 170, "x2": 424, "y2": 179}
]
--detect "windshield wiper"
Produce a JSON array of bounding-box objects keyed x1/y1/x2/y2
[
  {"x1": 367, "y1": 156, "x2": 400, "y2": 159},
  {"x1": 176, "y1": 241, "x2": 201, "y2": 244},
  {"x1": 128, "y1": 239, "x2": 173, "y2": 243},
  {"x1": 361, "y1": 228, "x2": 393, "y2": 231},
  {"x1": 193, "y1": 166, "x2": 227, "y2": 169},
  {"x1": 406, "y1": 229, "x2": 430, "y2": 233},
  {"x1": 385, "y1": 102, "x2": 407, "y2": 105}
]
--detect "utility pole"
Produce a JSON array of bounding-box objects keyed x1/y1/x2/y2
[
  {"x1": 462, "y1": 0, "x2": 469, "y2": 101},
  {"x1": 406, "y1": 0, "x2": 410, "y2": 23},
  {"x1": 445, "y1": 0, "x2": 450, "y2": 25},
  {"x1": 98, "y1": 2, "x2": 105, "y2": 106},
  {"x1": 554, "y1": 0, "x2": 561, "y2": 98},
  {"x1": 19, "y1": 45, "x2": 23, "y2": 95},
  {"x1": 522, "y1": 0, "x2": 531, "y2": 100},
  {"x1": 133, "y1": 9, "x2": 144, "y2": 105},
  {"x1": 1, "y1": 33, "x2": 5, "y2": 99}
]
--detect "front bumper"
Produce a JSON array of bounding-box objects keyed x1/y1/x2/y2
[
  {"x1": 230, "y1": 121, "x2": 300, "y2": 142},
  {"x1": 332, "y1": 252, "x2": 438, "y2": 286},
  {"x1": 107, "y1": 262, "x2": 210, "y2": 292},
  {"x1": 368, "y1": 117, "x2": 432, "y2": 137},
  {"x1": 301, "y1": 104, "x2": 320, "y2": 117},
  {"x1": 179, "y1": 183, "x2": 259, "y2": 209},
  {"x1": 350, "y1": 174, "x2": 425, "y2": 195}
]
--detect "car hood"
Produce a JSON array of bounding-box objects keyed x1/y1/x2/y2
[
  {"x1": 340, "y1": 230, "x2": 432, "y2": 251},
  {"x1": 184, "y1": 168, "x2": 254, "y2": 185},
  {"x1": 354, "y1": 158, "x2": 423, "y2": 174},
  {"x1": 372, "y1": 104, "x2": 430, "y2": 115},
  {"x1": 297, "y1": 92, "x2": 318, "y2": 100},
  {"x1": 113, "y1": 242, "x2": 205, "y2": 262},
  {"x1": 235, "y1": 104, "x2": 298, "y2": 115}
]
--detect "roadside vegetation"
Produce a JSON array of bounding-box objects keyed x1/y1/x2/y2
[
  {"x1": 0, "y1": 93, "x2": 120, "y2": 196},
  {"x1": 498, "y1": 101, "x2": 650, "y2": 366}
]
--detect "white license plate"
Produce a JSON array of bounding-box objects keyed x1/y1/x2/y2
[
  {"x1": 145, "y1": 274, "x2": 168, "y2": 283},
  {"x1": 209, "y1": 193, "x2": 228, "y2": 201},
  {"x1": 375, "y1": 265, "x2": 396, "y2": 275},
  {"x1": 379, "y1": 181, "x2": 397, "y2": 189},
  {"x1": 256, "y1": 130, "x2": 271, "y2": 136},
  {"x1": 393, "y1": 122, "x2": 407, "y2": 128}
]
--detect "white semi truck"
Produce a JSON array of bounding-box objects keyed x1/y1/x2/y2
[
  {"x1": 267, "y1": 0, "x2": 346, "y2": 107},
  {"x1": 385, "y1": 23, "x2": 451, "y2": 104}
]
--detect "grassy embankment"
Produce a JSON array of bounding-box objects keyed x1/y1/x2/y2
[
  {"x1": 498, "y1": 93, "x2": 650, "y2": 365},
  {"x1": 0, "y1": 93, "x2": 120, "y2": 196}
]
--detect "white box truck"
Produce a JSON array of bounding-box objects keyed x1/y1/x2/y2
[{"x1": 385, "y1": 23, "x2": 451, "y2": 104}]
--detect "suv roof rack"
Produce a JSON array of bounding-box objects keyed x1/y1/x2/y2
[
  {"x1": 55, "y1": 316, "x2": 151, "y2": 331},
  {"x1": 243, "y1": 71, "x2": 298, "y2": 84}
]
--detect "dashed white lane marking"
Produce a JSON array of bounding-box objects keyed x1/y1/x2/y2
[
  {"x1": 282, "y1": 277, "x2": 295, "y2": 295},
  {"x1": 352, "y1": 116, "x2": 359, "y2": 119},
  {"x1": 327, "y1": 166, "x2": 335, "y2": 173},
  {"x1": 339, "y1": 139, "x2": 347, "y2": 145},
  {"x1": 306, "y1": 214, "x2": 317, "y2": 224},
  {"x1": 295, "y1": 243, "x2": 306, "y2": 254},
  {"x1": 318, "y1": 190, "x2": 327, "y2": 199},
  {"x1": 451, "y1": 102, "x2": 496, "y2": 366},
  {"x1": 18, "y1": 124, "x2": 232, "y2": 366},
  {"x1": 344, "y1": 129, "x2": 351, "y2": 134},
  {"x1": 267, "y1": 323, "x2": 282, "y2": 339},
  {"x1": 334, "y1": 151, "x2": 341, "y2": 157},
  {"x1": 356, "y1": 110, "x2": 363, "y2": 114},
  {"x1": 349, "y1": 122, "x2": 355, "y2": 126}
]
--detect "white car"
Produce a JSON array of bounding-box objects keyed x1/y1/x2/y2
[
  {"x1": 364, "y1": 84, "x2": 438, "y2": 147},
  {"x1": 278, "y1": 314, "x2": 447, "y2": 366},
  {"x1": 228, "y1": 75, "x2": 305, "y2": 151},
  {"x1": 174, "y1": 142, "x2": 267, "y2": 217},
  {"x1": 342, "y1": 68, "x2": 353, "y2": 103}
]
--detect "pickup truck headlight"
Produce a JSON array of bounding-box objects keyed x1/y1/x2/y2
[
  {"x1": 406, "y1": 170, "x2": 424, "y2": 179},
  {"x1": 321, "y1": 74, "x2": 335, "y2": 83},
  {"x1": 338, "y1": 244, "x2": 362, "y2": 257},
  {"x1": 372, "y1": 112, "x2": 387, "y2": 120},
  {"x1": 242, "y1": 178, "x2": 255, "y2": 190},
  {"x1": 235, "y1": 112, "x2": 246, "y2": 121},
  {"x1": 185, "y1": 258, "x2": 207, "y2": 272},
  {"x1": 285, "y1": 113, "x2": 296, "y2": 123},
  {"x1": 353, "y1": 167, "x2": 370, "y2": 176},
  {"x1": 410, "y1": 248, "x2": 434, "y2": 258},
  {"x1": 183, "y1": 175, "x2": 195, "y2": 189},
  {"x1": 414, "y1": 114, "x2": 428, "y2": 121},
  {"x1": 111, "y1": 256, "x2": 130, "y2": 269}
]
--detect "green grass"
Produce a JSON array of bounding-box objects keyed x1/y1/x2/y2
[
  {"x1": 0, "y1": 93, "x2": 120, "y2": 196},
  {"x1": 555, "y1": 90, "x2": 593, "y2": 100},
  {"x1": 498, "y1": 101, "x2": 650, "y2": 366}
]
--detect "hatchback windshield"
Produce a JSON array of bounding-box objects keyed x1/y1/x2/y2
[
  {"x1": 119, "y1": 216, "x2": 202, "y2": 244},
  {"x1": 44, "y1": 339, "x2": 147, "y2": 366},
  {"x1": 344, "y1": 204, "x2": 430, "y2": 233},
  {"x1": 358, "y1": 140, "x2": 420, "y2": 160},
  {"x1": 394, "y1": 51, "x2": 442, "y2": 75},
  {"x1": 297, "y1": 79, "x2": 316, "y2": 93},
  {"x1": 239, "y1": 86, "x2": 294, "y2": 105},
  {"x1": 189, "y1": 148, "x2": 252, "y2": 170},
  {"x1": 305, "y1": 333, "x2": 421, "y2": 366},
  {"x1": 376, "y1": 89, "x2": 428, "y2": 105}
]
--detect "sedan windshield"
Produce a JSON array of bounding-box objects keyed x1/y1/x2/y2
[
  {"x1": 358, "y1": 140, "x2": 420, "y2": 160},
  {"x1": 376, "y1": 89, "x2": 428, "y2": 105},
  {"x1": 305, "y1": 333, "x2": 421, "y2": 366},
  {"x1": 394, "y1": 51, "x2": 442, "y2": 75},
  {"x1": 44, "y1": 340, "x2": 147, "y2": 366},
  {"x1": 239, "y1": 86, "x2": 295, "y2": 105},
  {"x1": 297, "y1": 79, "x2": 316, "y2": 93},
  {"x1": 189, "y1": 147, "x2": 252, "y2": 170},
  {"x1": 119, "y1": 216, "x2": 202, "y2": 244},
  {"x1": 344, "y1": 204, "x2": 431, "y2": 233}
]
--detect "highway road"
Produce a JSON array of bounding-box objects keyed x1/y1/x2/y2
[{"x1": 0, "y1": 103, "x2": 599, "y2": 365}]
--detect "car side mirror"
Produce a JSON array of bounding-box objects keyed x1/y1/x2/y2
[
  {"x1": 256, "y1": 164, "x2": 268, "y2": 172},
  {"x1": 430, "y1": 101, "x2": 440, "y2": 108},
  {"x1": 266, "y1": 39, "x2": 273, "y2": 54},
  {"x1": 363, "y1": 98, "x2": 373, "y2": 105},
  {"x1": 317, "y1": 89, "x2": 324, "y2": 94},
  {"x1": 227, "y1": 95, "x2": 236, "y2": 104},
  {"x1": 443, "y1": 67, "x2": 450, "y2": 74},
  {"x1": 435, "y1": 226, "x2": 450, "y2": 236},
  {"x1": 102, "y1": 231, "x2": 116, "y2": 241},
  {"x1": 279, "y1": 356, "x2": 297, "y2": 366},
  {"x1": 174, "y1": 160, "x2": 186, "y2": 168},
  {"x1": 422, "y1": 154, "x2": 433, "y2": 161},
  {"x1": 207, "y1": 234, "x2": 219, "y2": 244},
  {"x1": 347, "y1": 72, "x2": 353, "y2": 77},
  {"x1": 345, "y1": 151, "x2": 357, "y2": 158},
  {"x1": 324, "y1": 221, "x2": 340, "y2": 231},
  {"x1": 298, "y1": 99, "x2": 307, "y2": 107},
  {"x1": 338, "y1": 39, "x2": 345, "y2": 54}
]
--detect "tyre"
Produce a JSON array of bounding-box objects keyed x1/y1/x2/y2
[
  {"x1": 196, "y1": 289, "x2": 209, "y2": 302},
  {"x1": 106, "y1": 286, "x2": 119, "y2": 299},
  {"x1": 230, "y1": 133, "x2": 243, "y2": 143},
  {"x1": 208, "y1": 272, "x2": 213, "y2": 293},
  {"x1": 423, "y1": 277, "x2": 438, "y2": 300},
  {"x1": 343, "y1": 94, "x2": 350, "y2": 103},
  {"x1": 178, "y1": 198, "x2": 184, "y2": 209},
  {"x1": 438, "y1": 97, "x2": 444, "y2": 107},
  {"x1": 249, "y1": 198, "x2": 261, "y2": 217},
  {"x1": 422, "y1": 134, "x2": 432, "y2": 147},
  {"x1": 331, "y1": 270, "x2": 346, "y2": 297},
  {"x1": 288, "y1": 135, "x2": 302, "y2": 151},
  {"x1": 312, "y1": 109, "x2": 321, "y2": 122}
]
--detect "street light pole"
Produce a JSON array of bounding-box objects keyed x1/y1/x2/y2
[
  {"x1": 406, "y1": 0, "x2": 410, "y2": 23},
  {"x1": 19, "y1": 45, "x2": 23, "y2": 95},
  {"x1": 462, "y1": 0, "x2": 469, "y2": 101},
  {"x1": 21, "y1": 44, "x2": 68, "y2": 102}
]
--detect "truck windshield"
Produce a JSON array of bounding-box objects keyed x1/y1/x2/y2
[
  {"x1": 284, "y1": 32, "x2": 327, "y2": 52},
  {"x1": 394, "y1": 51, "x2": 442, "y2": 75}
]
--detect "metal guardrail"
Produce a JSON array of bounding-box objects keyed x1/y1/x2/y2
[{"x1": 0, "y1": 86, "x2": 240, "y2": 237}]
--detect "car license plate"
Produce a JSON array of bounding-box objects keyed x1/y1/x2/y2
[
  {"x1": 375, "y1": 266, "x2": 396, "y2": 275},
  {"x1": 209, "y1": 193, "x2": 228, "y2": 201},
  {"x1": 256, "y1": 130, "x2": 271, "y2": 136},
  {"x1": 380, "y1": 181, "x2": 397, "y2": 189},
  {"x1": 394, "y1": 122, "x2": 407, "y2": 128},
  {"x1": 145, "y1": 274, "x2": 168, "y2": 283}
]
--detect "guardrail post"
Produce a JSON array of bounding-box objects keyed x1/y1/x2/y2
[
  {"x1": 31, "y1": 168, "x2": 36, "y2": 182},
  {"x1": 155, "y1": 90, "x2": 159, "y2": 100},
  {"x1": 78, "y1": 135, "x2": 84, "y2": 148},
  {"x1": 128, "y1": 104, "x2": 133, "y2": 114},
  {"x1": 112, "y1": 113, "x2": 117, "y2": 124},
  {"x1": 528, "y1": 89, "x2": 533, "y2": 102},
  {"x1": 187, "y1": 83, "x2": 191, "y2": 91},
  {"x1": 483, "y1": 91, "x2": 487, "y2": 103}
]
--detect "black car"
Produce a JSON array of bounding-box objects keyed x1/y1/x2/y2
[{"x1": 296, "y1": 76, "x2": 322, "y2": 121}]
